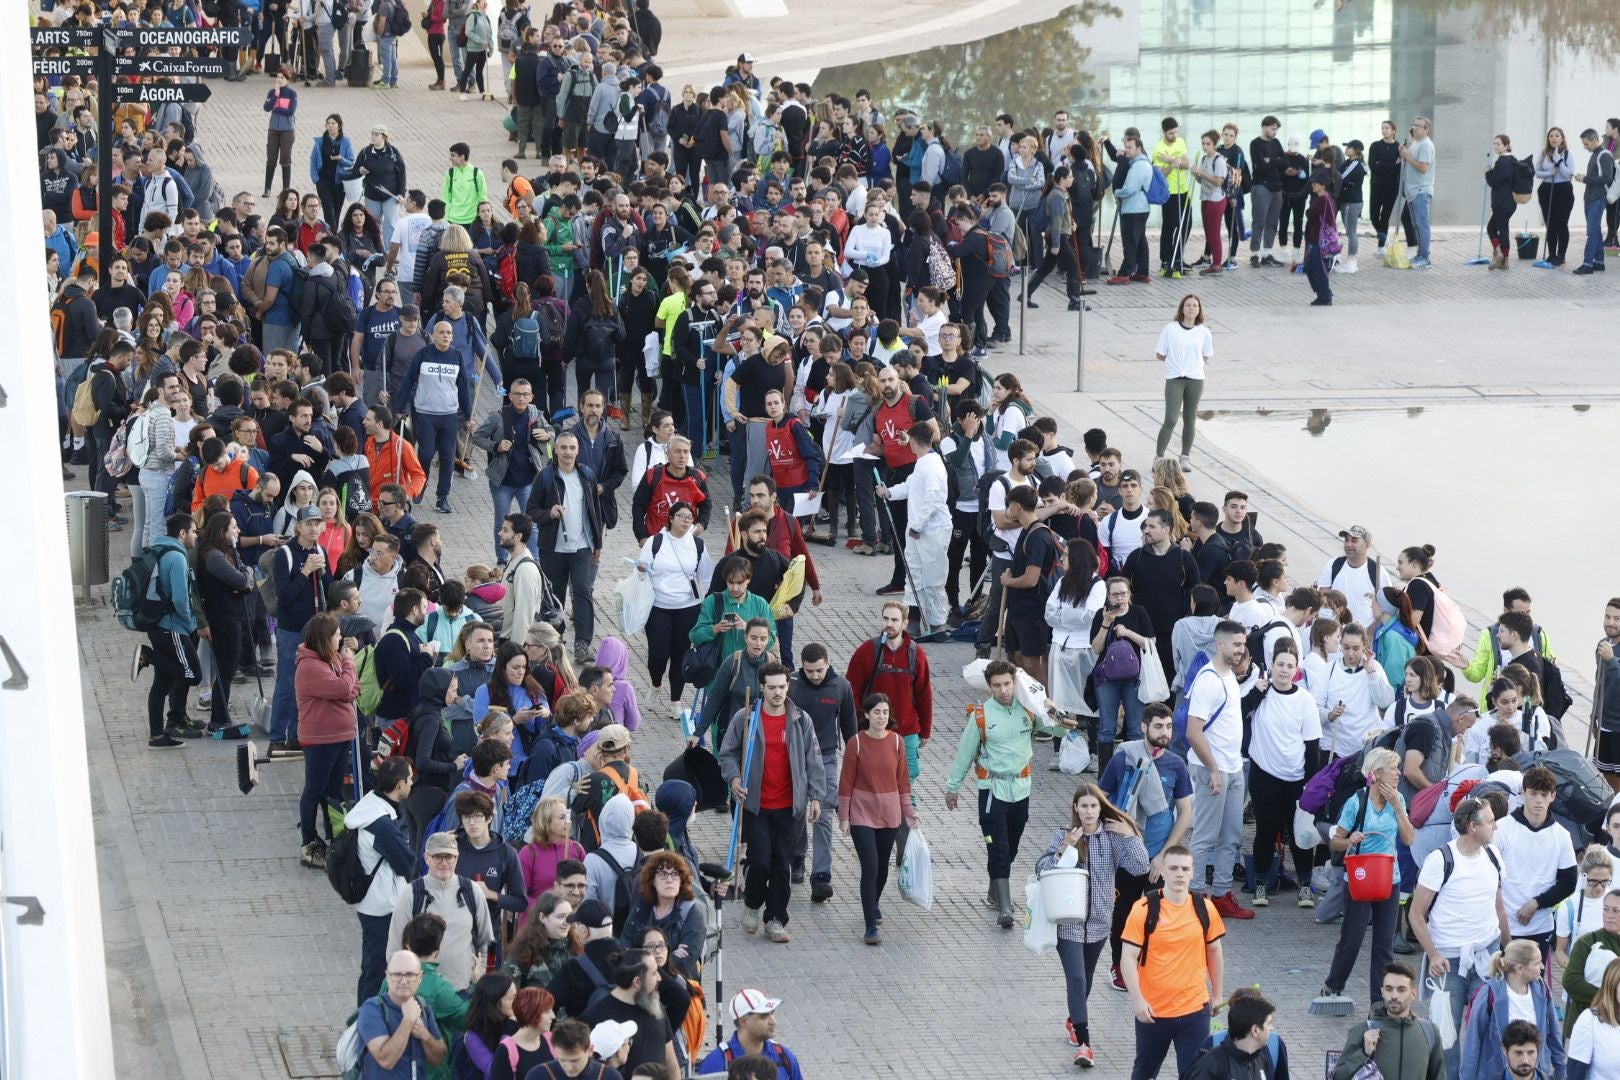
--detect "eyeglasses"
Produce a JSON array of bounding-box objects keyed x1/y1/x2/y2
[
  {"x1": 646, "y1": 941, "x2": 669, "y2": 951},
  {"x1": 387, "y1": 971, "x2": 422, "y2": 980},
  {"x1": 654, "y1": 867, "x2": 682, "y2": 880},
  {"x1": 1591, "y1": 878, "x2": 1613, "y2": 888},
  {"x1": 377, "y1": 499, "x2": 396, "y2": 508}
]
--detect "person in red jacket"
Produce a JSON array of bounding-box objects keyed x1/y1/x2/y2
[
  {"x1": 293, "y1": 611, "x2": 360, "y2": 870},
  {"x1": 843, "y1": 600, "x2": 933, "y2": 858}
]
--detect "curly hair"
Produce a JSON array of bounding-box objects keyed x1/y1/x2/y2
[{"x1": 635, "y1": 850, "x2": 694, "y2": 907}]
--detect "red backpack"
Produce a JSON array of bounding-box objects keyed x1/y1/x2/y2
[{"x1": 984, "y1": 232, "x2": 1013, "y2": 278}]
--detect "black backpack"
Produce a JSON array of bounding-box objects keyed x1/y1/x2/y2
[
  {"x1": 593, "y1": 847, "x2": 640, "y2": 933},
  {"x1": 387, "y1": 0, "x2": 412, "y2": 36},
  {"x1": 976, "y1": 471, "x2": 1011, "y2": 553},
  {"x1": 1512, "y1": 156, "x2": 1536, "y2": 201},
  {"x1": 326, "y1": 824, "x2": 380, "y2": 903},
  {"x1": 1245, "y1": 619, "x2": 1291, "y2": 670},
  {"x1": 1136, "y1": 889, "x2": 1210, "y2": 966}
]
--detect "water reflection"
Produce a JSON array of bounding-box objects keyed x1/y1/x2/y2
[{"x1": 816, "y1": 0, "x2": 1620, "y2": 226}]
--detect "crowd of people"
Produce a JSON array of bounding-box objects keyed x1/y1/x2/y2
[{"x1": 33, "y1": 0, "x2": 1620, "y2": 1077}]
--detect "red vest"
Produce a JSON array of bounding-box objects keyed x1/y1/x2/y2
[
  {"x1": 644, "y1": 465, "x2": 706, "y2": 535},
  {"x1": 874, "y1": 393, "x2": 919, "y2": 469},
  {"x1": 763, "y1": 419, "x2": 810, "y2": 490}
]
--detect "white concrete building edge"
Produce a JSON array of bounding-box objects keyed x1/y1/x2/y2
[{"x1": 0, "y1": 23, "x2": 116, "y2": 1077}]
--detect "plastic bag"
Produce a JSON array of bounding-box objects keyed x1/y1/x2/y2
[
  {"x1": 613, "y1": 569, "x2": 655, "y2": 636},
  {"x1": 1137, "y1": 644, "x2": 1170, "y2": 704},
  {"x1": 642, "y1": 331, "x2": 661, "y2": 379},
  {"x1": 898, "y1": 829, "x2": 933, "y2": 910},
  {"x1": 1294, "y1": 805, "x2": 1322, "y2": 851},
  {"x1": 961, "y1": 660, "x2": 1050, "y2": 719},
  {"x1": 1426, "y1": 975, "x2": 1457, "y2": 1048},
  {"x1": 1023, "y1": 874, "x2": 1057, "y2": 955},
  {"x1": 1058, "y1": 731, "x2": 1091, "y2": 775}
]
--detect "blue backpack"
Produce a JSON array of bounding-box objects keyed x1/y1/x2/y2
[
  {"x1": 1171, "y1": 652, "x2": 1219, "y2": 748},
  {"x1": 508, "y1": 312, "x2": 540, "y2": 360},
  {"x1": 1146, "y1": 166, "x2": 1170, "y2": 206}
]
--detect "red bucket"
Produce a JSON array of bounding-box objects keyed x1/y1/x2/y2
[{"x1": 1345, "y1": 852, "x2": 1395, "y2": 902}]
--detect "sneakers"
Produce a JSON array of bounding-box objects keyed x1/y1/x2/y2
[
  {"x1": 1105, "y1": 275, "x2": 1132, "y2": 285},
  {"x1": 1252, "y1": 886, "x2": 1269, "y2": 908},
  {"x1": 1073, "y1": 1045, "x2": 1095, "y2": 1068},
  {"x1": 148, "y1": 733, "x2": 185, "y2": 750},
  {"x1": 131, "y1": 643, "x2": 152, "y2": 682},
  {"x1": 741, "y1": 906, "x2": 761, "y2": 935},
  {"x1": 198, "y1": 689, "x2": 213, "y2": 709},
  {"x1": 1411, "y1": 257, "x2": 1431, "y2": 269},
  {"x1": 1109, "y1": 964, "x2": 1126, "y2": 992},
  {"x1": 764, "y1": 920, "x2": 790, "y2": 943},
  {"x1": 573, "y1": 642, "x2": 593, "y2": 665},
  {"x1": 1130, "y1": 273, "x2": 1151, "y2": 283},
  {"x1": 1249, "y1": 255, "x2": 1260, "y2": 268},
  {"x1": 1298, "y1": 886, "x2": 1316, "y2": 909},
  {"x1": 863, "y1": 927, "x2": 882, "y2": 945},
  {"x1": 874, "y1": 582, "x2": 905, "y2": 596},
  {"x1": 299, "y1": 840, "x2": 327, "y2": 870},
  {"x1": 1065, "y1": 1019, "x2": 1080, "y2": 1048},
  {"x1": 970, "y1": 346, "x2": 988, "y2": 359},
  {"x1": 435, "y1": 497, "x2": 453, "y2": 513},
  {"x1": 851, "y1": 541, "x2": 876, "y2": 556},
  {"x1": 790, "y1": 862, "x2": 806, "y2": 885},
  {"x1": 810, "y1": 878, "x2": 834, "y2": 903},
  {"x1": 1574, "y1": 264, "x2": 1597, "y2": 275},
  {"x1": 1178, "y1": 455, "x2": 1193, "y2": 473},
  {"x1": 1374, "y1": 245, "x2": 1386, "y2": 259},
  {"x1": 1211, "y1": 891, "x2": 1255, "y2": 920},
  {"x1": 166, "y1": 721, "x2": 204, "y2": 740}
]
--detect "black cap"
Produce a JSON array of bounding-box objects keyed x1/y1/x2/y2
[
  {"x1": 1343, "y1": 139, "x2": 1365, "y2": 153},
  {"x1": 568, "y1": 899, "x2": 613, "y2": 929}
]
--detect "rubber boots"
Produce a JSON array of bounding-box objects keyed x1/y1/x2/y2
[{"x1": 991, "y1": 878, "x2": 1015, "y2": 929}]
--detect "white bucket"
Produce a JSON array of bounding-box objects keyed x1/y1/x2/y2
[{"x1": 1039, "y1": 867, "x2": 1090, "y2": 924}]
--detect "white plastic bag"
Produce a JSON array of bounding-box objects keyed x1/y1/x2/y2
[
  {"x1": 961, "y1": 660, "x2": 1049, "y2": 719},
  {"x1": 1294, "y1": 806, "x2": 1322, "y2": 851},
  {"x1": 613, "y1": 569, "x2": 655, "y2": 636},
  {"x1": 642, "y1": 331, "x2": 661, "y2": 379},
  {"x1": 1137, "y1": 644, "x2": 1170, "y2": 704},
  {"x1": 898, "y1": 829, "x2": 933, "y2": 910},
  {"x1": 1023, "y1": 874, "x2": 1058, "y2": 955},
  {"x1": 1426, "y1": 976, "x2": 1457, "y2": 1048},
  {"x1": 1058, "y1": 730, "x2": 1091, "y2": 775}
]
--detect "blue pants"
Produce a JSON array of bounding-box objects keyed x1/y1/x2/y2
[
  {"x1": 1423, "y1": 954, "x2": 1486, "y2": 1080},
  {"x1": 357, "y1": 912, "x2": 391, "y2": 1007},
  {"x1": 1095, "y1": 677, "x2": 1144, "y2": 745},
  {"x1": 1304, "y1": 242, "x2": 1332, "y2": 301},
  {"x1": 682, "y1": 382, "x2": 706, "y2": 455},
  {"x1": 414, "y1": 411, "x2": 460, "y2": 500},
  {"x1": 1584, "y1": 197, "x2": 1608, "y2": 268},
  {"x1": 1132, "y1": 1007, "x2": 1211, "y2": 1080},
  {"x1": 1409, "y1": 192, "x2": 1432, "y2": 261},
  {"x1": 270, "y1": 626, "x2": 302, "y2": 742},
  {"x1": 377, "y1": 33, "x2": 398, "y2": 83},
  {"x1": 300, "y1": 740, "x2": 351, "y2": 844},
  {"x1": 489, "y1": 480, "x2": 536, "y2": 563}
]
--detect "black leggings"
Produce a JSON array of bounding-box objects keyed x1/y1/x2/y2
[
  {"x1": 1487, "y1": 207, "x2": 1514, "y2": 254},
  {"x1": 1025, "y1": 236, "x2": 1081, "y2": 300},
  {"x1": 1248, "y1": 764, "x2": 1313, "y2": 881},
  {"x1": 823, "y1": 462, "x2": 856, "y2": 538},
  {"x1": 427, "y1": 32, "x2": 445, "y2": 82},
  {"x1": 850, "y1": 824, "x2": 899, "y2": 931},
  {"x1": 1540, "y1": 182, "x2": 1574, "y2": 262},
  {"x1": 945, "y1": 506, "x2": 986, "y2": 611},
  {"x1": 459, "y1": 49, "x2": 486, "y2": 93},
  {"x1": 646, "y1": 603, "x2": 701, "y2": 700},
  {"x1": 1369, "y1": 178, "x2": 1398, "y2": 244},
  {"x1": 1280, "y1": 193, "x2": 1307, "y2": 248},
  {"x1": 208, "y1": 616, "x2": 244, "y2": 728}
]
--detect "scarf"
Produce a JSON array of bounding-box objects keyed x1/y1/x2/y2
[{"x1": 1119, "y1": 740, "x2": 1169, "y2": 824}]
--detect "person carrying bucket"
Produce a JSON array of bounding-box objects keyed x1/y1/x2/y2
[{"x1": 1034, "y1": 781, "x2": 1149, "y2": 1069}]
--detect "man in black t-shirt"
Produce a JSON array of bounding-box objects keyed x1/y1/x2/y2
[
  {"x1": 1001, "y1": 485, "x2": 1058, "y2": 685},
  {"x1": 577, "y1": 948, "x2": 681, "y2": 1076},
  {"x1": 724, "y1": 331, "x2": 792, "y2": 497},
  {"x1": 1123, "y1": 509, "x2": 1200, "y2": 682},
  {"x1": 1186, "y1": 501, "x2": 1234, "y2": 593}
]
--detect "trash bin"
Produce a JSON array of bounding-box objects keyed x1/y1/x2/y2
[{"x1": 66, "y1": 491, "x2": 111, "y2": 597}]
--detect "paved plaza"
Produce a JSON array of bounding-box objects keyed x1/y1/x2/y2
[{"x1": 66, "y1": 19, "x2": 1618, "y2": 1080}]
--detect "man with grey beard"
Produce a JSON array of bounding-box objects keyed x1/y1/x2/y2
[{"x1": 579, "y1": 948, "x2": 681, "y2": 1076}]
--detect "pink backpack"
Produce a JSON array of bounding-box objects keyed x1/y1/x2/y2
[{"x1": 1418, "y1": 580, "x2": 1466, "y2": 656}]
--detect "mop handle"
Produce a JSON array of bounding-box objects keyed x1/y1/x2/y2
[{"x1": 724, "y1": 700, "x2": 762, "y2": 874}]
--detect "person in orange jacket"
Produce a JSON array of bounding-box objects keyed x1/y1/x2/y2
[{"x1": 362, "y1": 403, "x2": 427, "y2": 504}]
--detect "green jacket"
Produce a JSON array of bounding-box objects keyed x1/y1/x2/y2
[
  {"x1": 502, "y1": 937, "x2": 571, "y2": 990},
  {"x1": 1461, "y1": 623, "x2": 1555, "y2": 691},
  {"x1": 443, "y1": 163, "x2": 488, "y2": 227},
  {"x1": 377, "y1": 960, "x2": 467, "y2": 1080},
  {"x1": 945, "y1": 697, "x2": 1045, "y2": 804},
  {"x1": 690, "y1": 590, "x2": 776, "y2": 673},
  {"x1": 1563, "y1": 927, "x2": 1620, "y2": 1037},
  {"x1": 542, "y1": 206, "x2": 575, "y2": 267},
  {"x1": 1331, "y1": 1003, "x2": 1443, "y2": 1080}
]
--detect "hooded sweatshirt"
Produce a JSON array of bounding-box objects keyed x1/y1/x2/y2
[
  {"x1": 149, "y1": 535, "x2": 198, "y2": 635},
  {"x1": 1331, "y1": 1003, "x2": 1443, "y2": 1080},
  {"x1": 272, "y1": 468, "x2": 319, "y2": 535},
  {"x1": 594, "y1": 637, "x2": 643, "y2": 732},
  {"x1": 1172, "y1": 613, "x2": 1221, "y2": 692},
  {"x1": 407, "y1": 667, "x2": 462, "y2": 793},
  {"x1": 348, "y1": 555, "x2": 403, "y2": 633},
  {"x1": 654, "y1": 779, "x2": 702, "y2": 872},
  {"x1": 584, "y1": 794, "x2": 639, "y2": 929},
  {"x1": 344, "y1": 790, "x2": 418, "y2": 916},
  {"x1": 293, "y1": 643, "x2": 359, "y2": 746}
]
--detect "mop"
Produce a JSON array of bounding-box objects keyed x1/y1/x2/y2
[
  {"x1": 872, "y1": 466, "x2": 933, "y2": 637},
  {"x1": 1163, "y1": 178, "x2": 1193, "y2": 278},
  {"x1": 1464, "y1": 158, "x2": 1493, "y2": 265}
]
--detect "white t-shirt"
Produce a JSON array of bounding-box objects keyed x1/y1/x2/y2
[
  {"x1": 1228, "y1": 596, "x2": 1282, "y2": 632},
  {"x1": 1248, "y1": 684, "x2": 1324, "y2": 782},
  {"x1": 1494, "y1": 811, "x2": 1577, "y2": 936},
  {"x1": 390, "y1": 212, "x2": 432, "y2": 283},
  {"x1": 1039, "y1": 446, "x2": 1075, "y2": 479},
  {"x1": 986, "y1": 474, "x2": 1031, "y2": 555},
  {"x1": 1156, "y1": 321, "x2": 1214, "y2": 381},
  {"x1": 1316, "y1": 556, "x2": 1384, "y2": 629},
  {"x1": 1504, "y1": 983, "x2": 1536, "y2": 1027},
  {"x1": 1557, "y1": 884, "x2": 1609, "y2": 945},
  {"x1": 1416, "y1": 841, "x2": 1502, "y2": 955},
  {"x1": 1187, "y1": 666, "x2": 1243, "y2": 773},
  {"x1": 1569, "y1": 1009, "x2": 1620, "y2": 1080},
  {"x1": 1100, "y1": 504, "x2": 1147, "y2": 564},
  {"x1": 915, "y1": 309, "x2": 947, "y2": 355}
]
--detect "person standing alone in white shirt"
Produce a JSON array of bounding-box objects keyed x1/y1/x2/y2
[{"x1": 1153, "y1": 294, "x2": 1214, "y2": 472}]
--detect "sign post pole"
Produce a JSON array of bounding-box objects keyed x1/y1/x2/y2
[{"x1": 96, "y1": 29, "x2": 116, "y2": 293}]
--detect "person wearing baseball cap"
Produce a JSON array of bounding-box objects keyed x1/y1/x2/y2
[
  {"x1": 588, "y1": 1019, "x2": 638, "y2": 1070},
  {"x1": 386, "y1": 831, "x2": 495, "y2": 993},
  {"x1": 547, "y1": 899, "x2": 621, "y2": 1018},
  {"x1": 696, "y1": 988, "x2": 806, "y2": 1078},
  {"x1": 726, "y1": 53, "x2": 759, "y2": 93},
  {"x1": 572, "y1": 721, "x2": 649, "y2": 847},
  {"x1": 1315, "y1": 525, "x2": 1383, "y2": 628}
]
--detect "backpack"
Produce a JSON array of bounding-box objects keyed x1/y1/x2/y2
[
  {"x1": 1417, "y1": 579, "x2": 1466, "y2": 656},
  {"x1": 1135, "y1": 888, "x2": 1209, "y2": 966},
  {"x1": 1318, "y1": 196, "x2": 1342, "y2": 256},
  {"x1": 508, "y1": 312, "x2": 541, "y2": 359},
  {"x1": 70, "y1": 373, "x2": 102, "y2": 427},
  {"x1": 861, "y1": 637, "x2": 919, "y2": 702},
  {"x1": 1245, "y1": 619, "x2": 1291, "y2": 670},
  {"x1": 1512, "y1": 156, "x2": 1536, "y2": 203},
  {"x1": 257, "y1": 545, "x2": 293, "y2": 619},
  {"x1": 1171, "y1": 659, "x2": 1222, "y2": 748},
  {"x1": 584, "y1": 315, "x2": 619, "y2": 358},
  {"x1": 112, "y1": 546, "x2": 173, "y2": 631},
  {"x1": 984, "y1": 231, "x2": 1013, "y2": 278},
  {"x1": 1329, "y1": 555, "x2": 1379, "y2": 591},
  {"x1": 1436, "y1": 841, "x2": 1502, "y2": 893},
  {"x1": 593, "y1": 846, "x2": 639, "y2": 930},
  {"x1": 386, "y1": 0, "x2": 411, "y2": 36},
  {"x1": 975, "y1": 471, "x2": 1011, "y2": 552},
  {"x1": 356, "y1": 628, "x2": 411, "y2": 716},
  {"x1": 321, "y1": 278, "x2": 358, "y2": 337},
  {"x1": 582, "y1": 764, "x2": 651, "y2": 846},
  {"x1": 49, "y1": 298, "x2": 72, "y2": 358},
  {"x1": 124, "y1": 410, "x2": 154, "y2": 471},
  {"x1": 326, "y1": 822, "x2": 380, "y2": 903},
  {"x1": 1146, "y1": 166, "x2": 1170, "y2": 206},
  {"x1": 925, "y1": 235, "x2": 956, "y2": 291},
  {"x1": 1603, "y1": 150, "x2": 1620, "y2": 206},
  {"x1": 645, "y1": 83, "x2": 671, "y2": 138},
  {"x1": 277, "y1": 252, "x2": 309, "y2": 311},
  {"x1": 330, "y1": 0, "x2": 351, "y2": 31},
  {"x1": 574, "y1": 952, "x2": 616, "y2": 1015},
  {"x1": 680, "y1": 976, "x2": 709, "y2": 1061},
  {"x1": 536, "y1": 300, "x2": 566, "y2": 348},
  {"x1": 497, "y1": 246, "x2": 518, "y2": 303},
  {"x1": 410, "y1": 875, "x2": 482, "y2": 956},
  {"x1": 1014, "y1": 523, "x2": 1061, "y2": 597},
  {"x1": 941, "y1": 146, "x2": 964, "y2": 186},
  {"x1": 1515, "y1": 747, "x2": 1610, "y2": 840}
]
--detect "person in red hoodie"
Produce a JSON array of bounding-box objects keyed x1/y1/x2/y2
[
  {"x1": 843, "y1": 600, "x2": 933, "y2": 860},
  {"x1": 294, "y1": 611, "x2": 360, "y2": 871}
]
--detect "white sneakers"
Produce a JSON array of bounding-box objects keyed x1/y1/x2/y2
[{"x1": 1340, "y1": 255, "x2": 1359, "y2": 274}]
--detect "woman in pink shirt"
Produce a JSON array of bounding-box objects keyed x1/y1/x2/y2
[
  {"x1": 838, "y1": 693, "x2": 921, "y2": 946},
  {"x1": 518, "y1": 796, "x2": 584, "y2": 923}
]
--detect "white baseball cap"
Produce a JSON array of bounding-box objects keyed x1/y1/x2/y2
[
  {"x1": 730, "y1": 987, "x2": 781, "y2": 1020},
  {"x1": 590, "y1": 1019, "x2": 638, "y2": 1058}
]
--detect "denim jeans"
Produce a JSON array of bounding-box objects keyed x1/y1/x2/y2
[
  {"x1": 1409, "y1": 192, "x2": 1432, "y2": 261},
  {"x1": 448, "y1": 29, "x2": 466, "y2": 84},
  {"x1": 270, "y1": 626, "x2": 303, "y2": 742},
  {"x1": 364, "y1": 197, "x2": 399, "y2": 244},
  {"x1": 378, "y1": 34, "x2": 398, "y2": 83},
  {"x1": 414, "y1": 411, "x2": 460, "y2": 499},
  {"x1": 540, "y1": 548, "x2": 594, "y2": 647},
  {"x1": 1584, "y1": 197, "x2": 1608, "y2": 268},
  {"x1": 300, "y1": 740, "x2": 351, "y2": 844},
  {"x1": 262, "y1": 321, "x2": 302, "y2": 354},
  {"x1": 489, "y1": 480, "x2": 536, "y2": 562},
  {"x1": 681, "y1": 382, "x2": 706, "y2": 455},
  {"x1": 1094, "y1": 676, "x2": 1143, "y2": 745},
  {"x1": 138, "y1": 466, "x2": 174, "y2": 548},
  {"x1": 1132, "y1": 1007, "x2": 1211, "y2": 1080}
]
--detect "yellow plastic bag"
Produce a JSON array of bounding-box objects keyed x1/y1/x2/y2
[{"x1": 768, "y1": 555, "x2": 806, "y2": 620}]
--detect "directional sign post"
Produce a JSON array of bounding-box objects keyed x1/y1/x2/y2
[
  {"x1": 115, "y1": 56, "x2": 231, "y2": 78},
  {"x1": 112, "y1": 82, "x2": 213, "y2": 104},
  {"x1": 31, "y1": 56, "x2": 99, "y2": 79},
  {"x1": 28, "y1": 25, "x2": 100, "y2": 49},
  {"x1": 115, "y1": 26, "x2": 251, "y2": 49}
]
